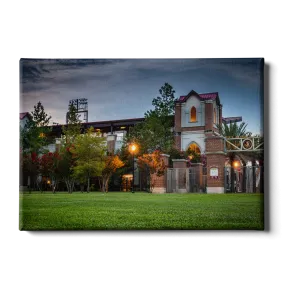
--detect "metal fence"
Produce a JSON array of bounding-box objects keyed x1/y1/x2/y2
[
  {"x1": 166, "y1": 166, "x2": 207, "y2": 193},
  {"x1": 224, "y1": 166, "x2": 263, "y2": 193}
]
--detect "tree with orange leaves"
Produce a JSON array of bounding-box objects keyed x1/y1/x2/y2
[
  {"x1": 137, "y1": 150, "x2": 166, "y2": 192},
  {"x1": 100, "y1": 155, "x2": 124, "y2": 192}
]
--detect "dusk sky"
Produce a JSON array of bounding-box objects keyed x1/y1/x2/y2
[{"x1": 20, "y1": 58, "x2": 263, "y2": 134}]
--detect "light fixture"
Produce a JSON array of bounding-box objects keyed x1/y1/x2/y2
[
  {"x1": 233, "y1": 161, "x2": 239, "y2": 168},
  {"x1": 129, "y1": 143, "x2": 138, "y2": 193}
]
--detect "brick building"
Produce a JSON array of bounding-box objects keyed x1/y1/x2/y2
[{"x1": 20, "y1": 89, "x2": 242, "y2": 193}]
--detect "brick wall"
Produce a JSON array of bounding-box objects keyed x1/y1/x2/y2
[
  {"x1": 219, "y1": 106, "x2": 223, "y2": 126},
  {"x1": 174, "y1": 103, "x2": 181, "y2": 132},
  {"x1": 205, "y1": 136, "x2": 225, "y2": 188},
  {"x1": 174, "y1": 135, "x2": 181, "y2": 150},
  {"x1": 205, "y1": 102, "x2": 214, "y2": 131},
  {"x1": 206, "y1": 154, "x2": 226, "y2": 187},
  {"x1": 205, "y1": 136, "x2": 224, "y2": 152}
]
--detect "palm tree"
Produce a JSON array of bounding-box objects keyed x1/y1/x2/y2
[{"x1": 217, "y1": 122, "x2": 252, "y2": 193}]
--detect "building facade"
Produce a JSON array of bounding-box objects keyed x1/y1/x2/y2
[{"x1": 20, "y1": 89, "x2": 245, "y2": 193}]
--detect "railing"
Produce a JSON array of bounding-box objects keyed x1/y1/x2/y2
[{"x1": 224, "y1": 137, "x2": 263, "y2": 152}]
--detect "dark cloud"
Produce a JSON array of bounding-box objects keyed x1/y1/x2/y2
[{"x1": 20, "y1": 58, "x2": 263, "y2": 134}]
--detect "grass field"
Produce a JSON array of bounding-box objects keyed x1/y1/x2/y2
[{"x1": 19, "y1": 192, "x2": 264, "y2": 230}]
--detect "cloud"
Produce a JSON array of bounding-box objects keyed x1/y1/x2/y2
[{"x1": 20, "y1": 58, "x2": 263, "y2": 132}]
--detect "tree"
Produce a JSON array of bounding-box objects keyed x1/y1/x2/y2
[
  {"x1": 150, "y1": 82, "x2": 176, "y2": 116},
  {"x1": 58, "y1": 144, "x2": 76, "y2": 193},
  {"x1": 57, "y1": 104, "x2": 82, "y2": 193},
  {"x1": 20, "y1": 102, "x2": 53, "y2": 154},
  {"x1": 21, "y1": 152, "x2": 41, "y2": 192},
  {"x1": 217, "y1": 121, "x2": 252, "y2": 192},
  {"x1": 71, "y1": 127, "x2": 106, "y2": 192},
  {"x1": 40, "y1": 152, "x2": 61, "y2": 193},
  {"x1": 126, "y1": 83, "x2": 176, "y2": 154},
  {"x1": 20, "y1": 102, "x2": 53, "y2": 192},
  {"x1": 137, "y1": 150, "x2": 166, "y2": 192},
  {"x1": 31, "y1": 101, "x2": 51, "y2": 127},
  {"x1": 100, "y1": 155, "x2": 125, "y2": 192},
  {"x1": 62, "y1": 104, "x2": 82, "y2": 144}
]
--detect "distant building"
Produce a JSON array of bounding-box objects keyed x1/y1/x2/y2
[
  {"x1": 20, "y1": 90, "x2": 241, "y2": 155},
  {"x1": 20, "y1": 112, "x2": 32, "y2": 129}
]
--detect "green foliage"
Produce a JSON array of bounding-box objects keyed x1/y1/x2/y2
[
  {"x1": 20, "y1": 102, "x2": 52, "y2": 154},
  {"x1": 185, "y1": 149, "x2": 201, "y2": 163},
  {"x1": 31, "y1": 101, "x2": 51, "y2": 127},
  {"x1": 58, "y1": 145, "x2": 74, "y2": 177},
  {"x1": 168, "y1": 147, "x2": 187, "y2": 160},
  {"x1": 71, "y1": 127, "x2": 106, "y2": 192},
  {"x1": 149, "y1": 82, "x2": 176, "y2": 116},
  {"x1": 217, "y1": 121, "x2": 252, "y2": 138},
  {"x1": 61, "y1": 104, "x2": 82, "y2": 144}
]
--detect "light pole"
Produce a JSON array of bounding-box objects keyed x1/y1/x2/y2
[{"x1": 129, "y1": 143, "x2": 137, "y2": 193}]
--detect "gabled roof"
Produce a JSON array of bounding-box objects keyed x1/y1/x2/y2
[
  {"x1": 20, "y1": 112, "x2": 32, "y2": 120},
  {"x1": 176, "y1": 90, "x2": 220, "y2": 105}
]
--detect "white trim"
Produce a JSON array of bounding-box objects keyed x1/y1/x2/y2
[
  {"x1": 181, "y1": 130, "x2": 205, "y2": 134},
  {"x1": 161, "y1": 154, "x2": 170, "y2": 157},
  {"x1": 205, "y1": 151, "x2": 227, "y2": 155},
  {"x1": 207, "y1": 187, "x2": 225, "y2": 194},
  {"x1": 152, "y1": 187, "x2": 166, "y2": 194}
]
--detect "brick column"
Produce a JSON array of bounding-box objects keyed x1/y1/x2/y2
[
  {"x1": 172, "y1": 159, "x2": 187, "y2": 169},
  {"x1": 174, "y1": 103, "x2": 182, "y2": 150},
  {"x1": 107, "y1": 134, "x2": 117, "y2": 154},
  {"x1": 152, "y1": 154, "x2": 170, "y2": 194},
  {"x1": 205, "y1": 101, "x2": 214, "y2": 131},
  {"x1": 174, "y1": 135, "x2": 181, "y2": 151},
  {"x1": 205, "y1": 135, "x2": 226, "y2": 193},
  {"x1": 218, "y1": 105, "x2": 223, "y2": 127}
]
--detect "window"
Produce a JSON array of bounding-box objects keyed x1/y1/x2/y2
[
  {"x1": 213, "y1": 108, "x2": 216, "y2": 124},
  {"x1": 190, "y1": 106, "x2": 197, "y2": 122}
]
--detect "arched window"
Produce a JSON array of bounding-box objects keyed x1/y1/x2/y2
[
  {"x1": 190, "y1": 106, "x2": 197, "y2": 122},
  {"x1": 213, "y1": 108, "x2": 216, "y2": 124},
  {"x1": 188, "y1": 142, "x2": 201, "y2": 154}
]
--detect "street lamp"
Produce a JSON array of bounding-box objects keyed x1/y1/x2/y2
[{"x1": 129, "y1": 143, "x2": 137, "y2": 193}]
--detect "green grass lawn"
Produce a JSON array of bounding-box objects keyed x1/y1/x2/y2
[{"x1": 19, "y1": 192, "x2": 264, "y2": 230}]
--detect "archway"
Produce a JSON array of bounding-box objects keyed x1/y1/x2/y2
[
  {"x1": 187, "y1": 142, "x2": 202, "y2": 163},
  {"x1": 188, "y1": 142, "x2": 201, "y2": 154}
]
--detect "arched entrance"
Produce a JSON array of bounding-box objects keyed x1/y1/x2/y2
[
  {"x1": 186, "y1": 142, "x2": 202, "y2": 163},
  {"x1": 188, "y1": 142, "x2": 201, "y2": 154}
]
